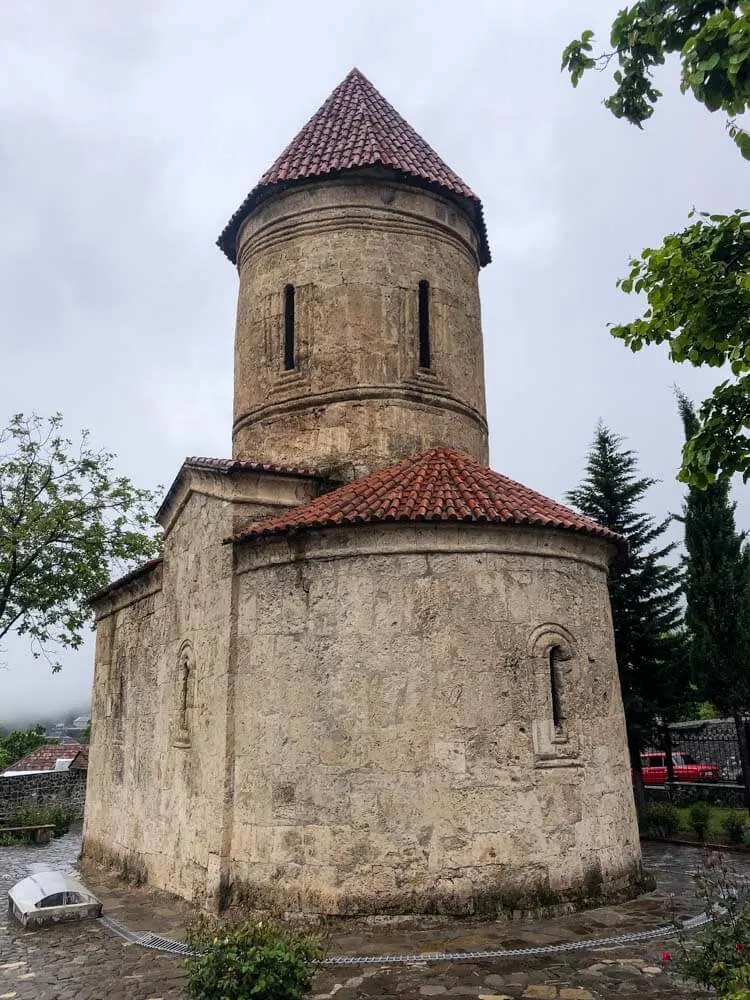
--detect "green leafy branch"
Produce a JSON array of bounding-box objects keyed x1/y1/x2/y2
[
  {"x1": 611, "y1": 209, "x2": 750, "y2": 483},
  {"x1": 0, "y1": 413, "x2": 162, "y2": 671},
  {"x1": 562, "y1": 3, "x2": 750, "y2": 158}
]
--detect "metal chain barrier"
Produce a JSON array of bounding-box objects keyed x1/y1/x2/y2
[{"x1": 98, "y1": 909, "x2": 714, "y2": 966}]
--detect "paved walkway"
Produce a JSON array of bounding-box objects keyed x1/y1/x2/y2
[{"x1": 1, "y1": 831, "x2": 744, "y2": 999}]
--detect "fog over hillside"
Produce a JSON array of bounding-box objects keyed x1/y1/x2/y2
[{"x1": 0, "y1": 701, "x2": 91, "y2": 732}]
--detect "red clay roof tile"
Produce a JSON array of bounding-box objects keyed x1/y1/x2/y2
[
  {"x1": 185, "y1": 456, "x2": 319, "y2": 477},
  {"x1": 226, "y1": 447, "x2": 624, "y2": 547},
  {"x1": 217, "y1": 69, "x2": 490, "y2": 266},
  {"x1": 3, "y1": 743, "x2": 87, "y2": 775},
  {"x1": 88, "y1": 556, "x2": 163, "y2": 605},
  {"x1": 92, "y1": 458, "x2": 328, "y2": 605}
]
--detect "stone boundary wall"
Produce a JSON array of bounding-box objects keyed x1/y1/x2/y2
[{"x1": 0, "y1": 770, "x2": 87, "y2": 821}]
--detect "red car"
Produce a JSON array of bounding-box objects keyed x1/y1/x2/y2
[{"x1": 640, "y1": 751, "x2": 721, "y2": 784}]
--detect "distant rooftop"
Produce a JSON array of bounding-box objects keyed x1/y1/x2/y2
[{"x1": 1, "y1": 742, "x2": 88, "y2": 776}]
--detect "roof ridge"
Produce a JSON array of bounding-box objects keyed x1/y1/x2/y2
[{"x1": 350, "y1": 69, "x2": 381, "y2": 164}]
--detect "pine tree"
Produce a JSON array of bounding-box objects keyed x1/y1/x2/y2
[
  {"x1": 566, "y1": 424, "x2": 687, "y2": 785},
  {"x1": 678, "y1": 392, "x2": 750, "y2": 800}
]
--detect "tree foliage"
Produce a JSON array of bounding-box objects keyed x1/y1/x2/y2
[
  {"x1": 615, "y1": 210, "x2": 750, "y2": 485},
  {"x1": 0, "y1": 413, "x2": 160, "y2": 670},
  {"x1": 562, "y1": 2, "x2": 750, "y2": 486},
  {"x1": 566, "y1": 424, "x2": 687, "y2": 758},
  {"x1": 562, "y1": 2, "x2": 750, "y2": 156},
  {"x1": 678, "y1": 392, "x2": 750, "y2": 712},
  {"x1": 0, "y1": 725, "x2": 47, "y2": 768}
]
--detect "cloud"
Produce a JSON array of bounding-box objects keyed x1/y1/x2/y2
[{"x1": 0, "y1": 0, "x2": 746, "y2": 719}]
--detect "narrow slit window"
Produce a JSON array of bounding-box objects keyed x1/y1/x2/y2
[
  {"x1": 284, "y1": 284, "x2": 295, "y2": 371},
  {"x1": 418, "y1": 280, "x2": 430, "y2": 369},
  {"x1": 549, "y1": 645, "x2": 565, "y2": 734}
]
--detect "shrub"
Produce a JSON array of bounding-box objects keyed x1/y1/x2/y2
[
  {"x1": 677, "y1": 852, "x2": 750, "y2": 998},
  {"x1": 0, "y1": 832, "x2": 25, "y2": 847},
  {"x1": 641, "y1": 802, "x2": 680, "y2": 839},
  {"x1": 690, "y1": 802, "x2": 712, "y2": 841},
  {"x1": 722, "y1": 812, "x2": 748, "y2": 845},
  {"x1": 48, "y1": 805, "x2": 75, "y2": 837},
  {"x1": 185, "y1": 917, "x2": 323, "y2": 1000},
  {"x1": 12, "y1": 804, "x2": 74, "y2": 838}
]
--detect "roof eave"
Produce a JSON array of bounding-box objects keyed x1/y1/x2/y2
[
  {"x1": 87, "y1": 557, "x2": 163, "y2": 606},
  {"x1": 226, "y1": 516, "x2": 623, "y2": 551},
  {"x1": 216, "y1": 167, "x2": 491, "y2": 267}
]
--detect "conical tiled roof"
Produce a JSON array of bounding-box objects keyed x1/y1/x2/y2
[
  {"x1": 227, "y1": 448, "x2": 624, "y2": 548},
  {"x1": 217, "y1": 69, "x2": 490, "y2": 266}
]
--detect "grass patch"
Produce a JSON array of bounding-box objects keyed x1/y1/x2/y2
[{"x1": 674, "y1": 805, "x2": 748, "y2": 840}]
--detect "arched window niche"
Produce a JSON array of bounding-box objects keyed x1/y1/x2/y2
[
  {"x1": 417, "y1": 280, "x2": 431, "y2": 370},
  {"x1": 283, "y1": 284, "x2": 296, "y2": 371},
  {"x1": 174, "y1": 639, "x2": 196, "y2": 748},
  {"x1": 527, "y1": 623, "x2": 580, "y2": 767}
]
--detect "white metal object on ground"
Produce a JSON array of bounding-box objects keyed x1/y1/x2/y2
[{"x1": 8, "y1": 870, "x2": 102, "y2": 927}]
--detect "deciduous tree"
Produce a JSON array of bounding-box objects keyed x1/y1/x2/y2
[
  {"x1": 562, "y1": 2, "x2": 750, "y2": 485},
  {"x1": 0, "y1": 413, "x2": 160, "y2": 670},
  {"x1": 0, "y1": 725, "x2": 47, "y2": 767}
]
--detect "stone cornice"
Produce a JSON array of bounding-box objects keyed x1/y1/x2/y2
[
  {"x1": 156, "y1": 463, "x2": 322, "y2": 537},
  {"x1": 233, "y1": 383, "x2": 489, "y2": 438},
  {"x1": 233, "y1": 521, "x2": 617, "y2": 577},
  {"x1": 235, "y1": 175, "x2": 481, "y2": 271},
  {"x1": 90, "y1": 559, "x2": 163, "y2": 620},
  {"x1": 237, "y1": 204, "x2": 478, "y2": 272}
]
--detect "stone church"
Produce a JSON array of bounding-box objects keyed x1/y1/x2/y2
[{"x1": 83, "y1": 69, "x2": 643, "y2": 916}]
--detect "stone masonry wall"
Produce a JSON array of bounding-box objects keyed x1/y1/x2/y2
[
  {"x1": 82, "y1": 470, "x2": 317, "y2": 904},
  {"x1": 232, "y1": 177, "x2": 488, "y2": 476},
  {"x1": 228, "y1": 522, "x2": 642, "y2": 916},
  {"x1": 0, "y1": 770, "x2": 87, "y2": 822},
  {"x1": 81, "y1": 485, "x2": 643, "y2": 917},
  {"x1": 82, "y1": 489, "x2": 235, "y2": 902}
]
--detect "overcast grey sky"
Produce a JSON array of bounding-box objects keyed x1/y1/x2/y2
[{"x1": 1, "y1": 1, "x2": 747, "y2": 723}]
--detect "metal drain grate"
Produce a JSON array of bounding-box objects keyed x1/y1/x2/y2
[
  {"x1": 99, "y1": 908, "x2": 714, "y2": 966},
  {"x1": 140, "y1": 932, "x2": 192, "y2": 956}
]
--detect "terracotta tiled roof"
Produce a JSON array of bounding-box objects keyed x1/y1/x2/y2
[
  {"x1": 227, "y1": 447, "x2": 624, "y2": 547},
  {"x1": 154, "y1": 455, "x2": 324, "y2": 525},
  {"x1": 88, "y1": 556, "x2": 163, "y2": 605},
  {"x1": 217, "y1": 68, "x2": 490, "y2": 267},
  {"x1": 3, "y1": 743, "x2": 87, "y2": 775},
  {"x1": 185, "y1": 457, "x2": 319, "y2": 477},
  {"x1": 70, "y1": 746, "x2": 89, "y2": 769}
]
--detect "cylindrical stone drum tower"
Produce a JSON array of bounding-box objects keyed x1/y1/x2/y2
[{"x1": 220, "y1": 71, "x2": 491, "y2": 477}]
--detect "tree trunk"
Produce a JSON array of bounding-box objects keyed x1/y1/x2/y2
[
  {"x1": 660, "y1": 723, "x2": 676, "y2": 783},
  {"x1": 629, "y1": 732, "x2": 647, "y2": 819},
  {"x1": 732, "y1": 712, "x2": 750, "y2": 811}
]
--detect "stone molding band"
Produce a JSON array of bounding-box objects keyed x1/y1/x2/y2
[
  {"x1": 234, "y1": 523, "x2": 613, "y2": 576},
  {"x1": 92, "y1": 571, "x2": 163, "y2": 621},
  {"x1": 233, "y1": 383, "x2": 489, "y2": 437},
  {"x1": 237, "y1": 204, "x2": 479, "y2": 272}
]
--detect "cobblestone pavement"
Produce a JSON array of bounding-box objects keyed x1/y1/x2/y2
[
  {"x1": 0, "y1": 826, "x2": 184, "y2": 1000},
  {"x1": 1, "y1": 834, "x2": 747, "y2": 999}
]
